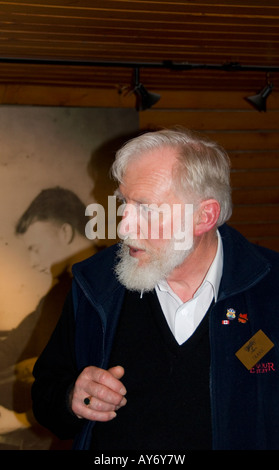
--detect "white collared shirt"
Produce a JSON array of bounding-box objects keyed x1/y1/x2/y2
[{"x1": 155, "y1": 231, "x2": 223, "y2": 345}]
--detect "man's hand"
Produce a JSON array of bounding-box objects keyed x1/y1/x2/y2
[{"x1": 71, "y1": 365, "x2": 127, "y2": 422}]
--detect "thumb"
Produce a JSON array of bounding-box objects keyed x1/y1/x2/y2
[{"x1": 108, "y1": 365, "x2": 125, "y2": 380}]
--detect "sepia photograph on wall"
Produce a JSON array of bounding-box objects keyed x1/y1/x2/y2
[{"x1": 0, "y1": 105, "x2": 138, "y2": 449}]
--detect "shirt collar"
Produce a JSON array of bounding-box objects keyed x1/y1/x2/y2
[
  {"x1": 156, "y1": 229, "x2": 223, "y2": 302},
  {"x1": 200, "y1": 229, "x2": 223, "y2": 301}
]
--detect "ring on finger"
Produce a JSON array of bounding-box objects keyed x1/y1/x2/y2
[{"x1": 84, "y1": 396, "x2": 91, "y2": 406}]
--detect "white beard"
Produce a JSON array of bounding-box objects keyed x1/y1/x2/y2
[{"x1": 114, "y1": 239, "x2": 192, "y2": 292}]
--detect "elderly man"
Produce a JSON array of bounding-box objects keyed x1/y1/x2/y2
[{"x1": 32, "y1": 128, "x2": 279, "y2": 450}]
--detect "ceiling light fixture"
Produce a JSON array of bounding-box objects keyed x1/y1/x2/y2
[
  {"x1": 245, "y1": 76, "x2": 273, "y2": 112},
  {"x1": 132, "y1": 68, "x2": 161, "y2": 111}
]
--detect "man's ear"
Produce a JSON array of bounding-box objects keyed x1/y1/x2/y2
[
  {"x1": 194, "y1": 199, "x2": 220, "y2": 237},
  {"x1": 59, "y1": 223, "x2": 75, "y2": 244}
]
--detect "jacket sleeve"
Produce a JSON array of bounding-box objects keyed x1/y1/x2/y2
[{"x1": 31, "y1": 290, "x2": 85, "y2": 440}]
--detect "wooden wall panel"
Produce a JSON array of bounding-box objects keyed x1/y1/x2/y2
[
  {"x1": 139, "y1": 92, "x2": 279, "y2": 252},
  {"x1": 0, "y1": 0, "x2": 279, "y2": 92},
  {"x1": 0, "y1": 84, "x2": 136, "y2": 107}
]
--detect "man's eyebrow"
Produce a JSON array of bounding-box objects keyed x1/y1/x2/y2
[{"x1": 114, "y1": 188, "x2": 151, "y2": 206}]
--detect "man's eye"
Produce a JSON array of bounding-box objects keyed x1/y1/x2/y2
[{"x1": 117, "y1": 196, "x2": 126, "y2": 204}]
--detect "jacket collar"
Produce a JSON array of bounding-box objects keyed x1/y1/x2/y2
[
  {"x1": 218, "y1": 224, "x2": 271, "y2": 301},
  {"x1": 72, "y1": 243, "x2": 124, "y2": 305}
]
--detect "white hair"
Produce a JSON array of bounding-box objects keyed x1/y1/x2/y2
[{"x1": 111, "y1": 127, "x2": 232, "y2": 226}]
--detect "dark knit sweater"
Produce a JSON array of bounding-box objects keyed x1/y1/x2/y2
[{"x1": 91, "y1": 289, "x2": 212, "y2": 450}]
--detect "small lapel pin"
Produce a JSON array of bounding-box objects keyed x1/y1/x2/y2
[
  {"x1": 226, "y1": 308, "x2": 236, "y2": 320},
  {"x1": 238, "y1": 313, "x2": 248, "y2": 324}
]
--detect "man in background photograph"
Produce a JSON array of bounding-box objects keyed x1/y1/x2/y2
[{"x1": 0, "y1": 187, "x2": 95, "y2": 450}]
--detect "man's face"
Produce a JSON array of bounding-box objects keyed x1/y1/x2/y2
[
  {"x1": 21, "y1": 220, "x2": 71, "y2": 276},
  {"x1": 118, "y1": 147, "x2": 183, "y2": 260},
  {"x1": 115, "y1": 147, "x2": 194, "y2": 291}
]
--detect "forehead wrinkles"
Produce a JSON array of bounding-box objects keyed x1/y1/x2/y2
[
  {"x1": 121, "y1": 167, "x2": 173, "y2": 203},
  {"x1": 121, "y1": 148, "x2": 176, "y2": 201}
]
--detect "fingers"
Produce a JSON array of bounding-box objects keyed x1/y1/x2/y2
[
  {"x1": 91, "y1": 366, "x2": 127, "y2": 396},
  {"x1": 71, "y1": 365, "x2": 127, "y2": 422}
]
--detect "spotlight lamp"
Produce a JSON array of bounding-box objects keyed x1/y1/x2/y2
[
  {"x1": 245, "y1": 81, "x2": 273, "y2": 112},
  {"x1": 132, "y1": 68, "x2": 161, "y2": 111}
]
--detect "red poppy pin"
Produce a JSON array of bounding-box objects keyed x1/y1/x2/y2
[{"x1": 238, "y1": 313, "x2": 248, "y2": 324}]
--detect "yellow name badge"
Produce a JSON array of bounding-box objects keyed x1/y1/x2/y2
[{"x1": 235, "y1": 329, "x2": 274, "y2": 370}]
